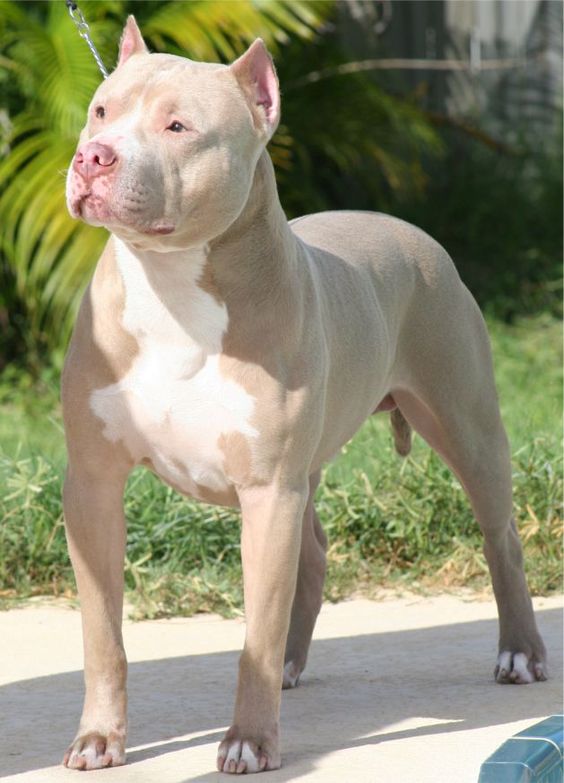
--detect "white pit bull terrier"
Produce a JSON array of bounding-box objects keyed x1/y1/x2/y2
[{"x1": 62, "y1": 16, "x2": 547, "y2": 773}]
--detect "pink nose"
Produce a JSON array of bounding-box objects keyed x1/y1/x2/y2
[{"x1": 73, "y1": 142, "x2": 117, "y2": 180}]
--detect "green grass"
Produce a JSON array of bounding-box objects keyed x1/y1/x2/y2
[{"x1": 0, "y1": 314, "x2": 562, "y2": 616}]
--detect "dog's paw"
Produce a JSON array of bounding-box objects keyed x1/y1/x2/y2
[
  {"x1": 63, "y1": 731, "x2": 126, "y2": 770},
  {"x1": 494, "y1": 651, "x2": 548, "y2": 684},
  {"x1": 217, "y1": 729, "x2": 280, "y2": 774},
  {"x1": 282, "y1": 660, "x2": 302, "y2": 689}
]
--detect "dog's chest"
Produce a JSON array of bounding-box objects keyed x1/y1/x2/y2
[{"x1": 90, "y1": 241, "x2": 257, "y2": 499}]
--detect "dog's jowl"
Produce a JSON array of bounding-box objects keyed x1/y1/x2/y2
[{"x1": 62, "y1": 16, "x2": 547, "y2": 774}]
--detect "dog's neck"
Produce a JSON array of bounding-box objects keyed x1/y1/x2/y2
[
  {"x1": 114, "y1": 151, "x2": 298, "y2": 304},
  {"x1": 208, "y1": 150, "x2": 299, "y2": 299},
  {"x1": 108, "y1": 150, "x2": 303, "y2": 360}
]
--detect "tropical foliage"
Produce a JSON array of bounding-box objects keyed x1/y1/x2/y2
[
  {"x1": 0, "y1": 0, "x2": 324, "y2": 362},
  {"x1": 0, "y1": 0, "x2": 442, "y2": 366}
]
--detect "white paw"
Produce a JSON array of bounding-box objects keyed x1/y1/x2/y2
[
  {"x1": 63, "y1": 731, "x2": 126, "y2": 770},
  {"x1": 217, "y1": 730, "x2": 280, "y2": 774},
  {"x1": 495, "y1": 651, "x2": 547, "y2": 684},
  {"x1": 282, "y1": 660, "x2": 301, "y2": 689},
  {"x1": 223, "y1": 740, "x2": 266, "y2": 773}
]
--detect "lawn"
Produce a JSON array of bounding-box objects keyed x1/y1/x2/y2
[{"x1": 0, "y1": 313, "x2": 561, "y2": 616}]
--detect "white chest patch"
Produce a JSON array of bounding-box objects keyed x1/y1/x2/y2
[{"x1": 90, "y1": 239, "x2": 257, "y2": 497}]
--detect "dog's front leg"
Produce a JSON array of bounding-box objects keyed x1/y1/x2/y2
[
  {"x1": 62, "y1": 464, "x2": 128, "y2": 770},
  {"x1": 217, "y1": 481, "x2": 308, "y2": 774}
]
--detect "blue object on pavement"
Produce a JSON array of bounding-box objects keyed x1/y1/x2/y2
[{"x1": 478, "y1": 715, "x2": 563, "y2": 782}]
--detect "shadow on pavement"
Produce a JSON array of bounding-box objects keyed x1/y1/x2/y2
[{"x1": 1, "y1": 607, "x2": 561, "y2": 781}]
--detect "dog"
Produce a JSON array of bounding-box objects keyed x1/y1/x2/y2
[{"x1": 62, "y1": 16, "x2": 547, "y2": 774}]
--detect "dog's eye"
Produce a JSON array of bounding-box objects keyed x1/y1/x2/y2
[
  {"x1": 95, "y1": 106, "x2": 105, "y2": 119},
  {"x1": 167, "y1": 121, "x2": 187, "y2": 133}
]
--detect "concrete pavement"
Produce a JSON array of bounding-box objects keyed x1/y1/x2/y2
[{"x1": 1, "y1": 593, "x2": 562, "y2": 782}]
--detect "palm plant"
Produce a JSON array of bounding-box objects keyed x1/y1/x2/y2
[
  {"x1": 275, "y1": 32, "x2": 443, "y2": 218},
  {"x1": 0, "y1": 0, "x2": 330, "y2": 363},
  {"x1": 0, "y1": 0, "x2": 440, "y2": 366},
  {"x1": 0, "y1": 1, "x2": 114, "y2": 364}
]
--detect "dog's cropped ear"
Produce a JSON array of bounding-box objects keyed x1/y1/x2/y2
[
  {"x1": 117, "y1": 15, "x2": 149, "y2": 68},
  {"x1": 230, "y1": 39, "x2": 280, "y2": 140}
]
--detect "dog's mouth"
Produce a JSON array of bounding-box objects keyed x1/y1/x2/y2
[
  {"x1": 70, "y1": 190, "x2": 107, "y2": 222},
  {"x1": 71, "y1": 192, "x2": 174, "y2": 237},
  {"x1": 70, "y1": 192, "x2": 89, "y2": 219},
  {"x1": 143, "y1": 224, "x2": 175, "y2": 236}
]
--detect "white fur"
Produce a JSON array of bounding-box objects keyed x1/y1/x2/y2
[
  {"x1": 224, "y1": 740, "x2": 241, "y2": 766},
  {"x1": 90, "y1": 106, "x2": 145, "y2": 163},
  {"x1": 511, "y1": 652, "x2": 534, "y2": 683},
  {"x1": 496, "y1": 650, "x2": 535, "y2": 683},
  {"x1": 241, "y1": 741, "x2": 260, "y2": 772},
  {"x1": 282, "y1": 660, "x2": 300, "y2": 688},
  {"x1": 70, "y1": 745, "x2": 103, "y2": 769},
  {"x1": 222, "y1": 740, "x2": 259, "y2": 772},
  {"x1": 496, "y1": 651, "x2": 512, "y2": 675},
  {"x1": 90, "y1": 238, "x2": 258, "y2": 496}
]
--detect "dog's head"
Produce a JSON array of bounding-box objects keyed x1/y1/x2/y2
[{"x1": 66, "y1": 16, "x2": 279, "y2": 249}]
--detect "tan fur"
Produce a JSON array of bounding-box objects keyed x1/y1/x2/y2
[{"x1": 61, "y1": 18, "x2": 547, "y2": 775}]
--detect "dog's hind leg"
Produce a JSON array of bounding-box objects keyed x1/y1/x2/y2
[
  {"x1": 283, "y1": 471, "x2": 327, "y2": 689},
  {"x1": 392, "y1": 296, "x2": 546, "y2": 684}
]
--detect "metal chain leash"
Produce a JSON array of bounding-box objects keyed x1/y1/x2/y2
[{"x1": 65, "y1": 0, "x2": 109, "y2": 79}]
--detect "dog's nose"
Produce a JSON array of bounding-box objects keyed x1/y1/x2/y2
[{"x1": 73, "y1": 142, "x2": 118, "y2": 180}]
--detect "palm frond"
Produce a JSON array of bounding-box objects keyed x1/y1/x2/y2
[
  {"x1": 0, "y1": 0, "x2": 335, "y2": 359},
  {"x1": 142, "y1": 0, "x2": 327, "y2": 61},
  {"x1": 40, "y1": 227, "x2": 107, "y2": 343}
]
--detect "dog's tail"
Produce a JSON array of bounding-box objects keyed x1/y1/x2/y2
[{"x1": 391, "y1": 408, "x2": 412, "y2": 456}]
